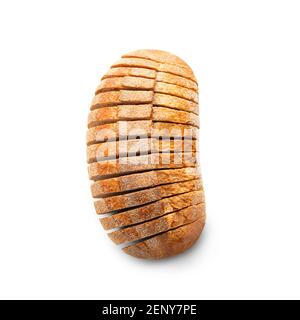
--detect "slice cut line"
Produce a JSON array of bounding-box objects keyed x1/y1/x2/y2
[
  {"x1": 122, "y1": 217, "x2": 205, "y2": 259},
  {"x1": 122, "y1": 50, "x2": 193, "y2": 71},
  {"x1": 91, "y1": 167, "x2": 200, "y2": 198},
  {"x1": 102, "y1": 67, "x2": 198, "y2": 91},
  {"x1": 94, "y1": 179, "x2": 202, "y2": 214},
  {"x1": 153, "y1": 93, "x2": 198, "y2": 114},
  {"x1": 91, "y1": 90, "x2": 154, "y2": 110},
  {"x1": 88, "y1": 106, "x2": 199, "y2": 129},
  {"x1": 88, "y1": 152, "x2": 198, "y2": 180},
  {"x1": 112, "y1": 57, "x2": 197, "y2": 82},
  {"x1": 87, "y1": 121, "x2": 198, "y2": 146},
  {"x1": 96, "y1": 76, "x2": 155, "y2": 93},
  {"x1": 87, "y1": 138, "x2": 197, "y2": 163},
  {"x1": 108, "y1": 203, "x2": 205, "y2": 245},
  {"x1": 102, "y1": 67, "x2": 156, "y2": 80},
  {"x1": 88, "y1": 105, "x2": 152, "y2": 128},
  {"x1": 100, "y1": 189, "x2": 204, "y2": 230}
]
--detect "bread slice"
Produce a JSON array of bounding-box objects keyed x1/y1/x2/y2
[
  {"x1": 152, "y1": 122, "x2": 198, "y2": 140},
  {"x1": 100, "y1": 189, "x2": 204, "y2": 230},
  {"x1": 155, "y1": 82, "x2": 198, "y2": 103},
  {"x1": 122, "y1": 217, "x2": 205, "y2": 259},
  {"x1": 87, "y1": 121, "x2": 197, "y2": 145},
  {"x1": 153, "y1": 93, "x2": 198, "y2": 114},
  {"x1": 156, "y1": 72, "x2": 198, "y2": 91},
  {"x1": 91, "y1": 167, "x2": 199, "y2": 198},
  {"x1": 87, "y1": 138, "x2": 153, "y2": 163},
  {"x1": 91, "y1": 90, "x2": 198, "y2": 113},
  {"x1": 112, "y1": 57, "x2": 197, "y2": 82},
  {"x1": 94, "y1": 179, "x2": 202, "y2": 214},
  {"x1": 96, "y1": 76, "x2": 155, "y2": 93},
  {"x1": 102, "y1": 67, "x2": 156, "y2": 80},
  {"x1": 108, "y1": 203, "x2": 205, "y2": 245},
  {"x1": 88, "y1": 152, "x2": 198, "y2": 180},
  {"x1": 122, "y1": 49, "x2": 193, "y2": 71},
  {"x1": 152, "y1": 107, "x2": 199, "y2": 127},
  {"x1": 88, "y1": 105, "x2": 152, "y2": 128},
  {"x1": 112, "y1": 57, "x2": 157, "y2": 71},
  {"x1": 94, "y1": 77, "x2": 197, "y2": 103},
  {"x1": 87, "y1": 138, "x2": 197, "y2": 163},
  {"x1": 86, "y1": 120, "x2": 151, "y2": 145},
  {"x1": 91, "y1": 90, "x2": 154, "y2": 110},
  {"x1": 88, "y1": 106, "x2": 199, "y2": 129},
  {"x1": 102, "y1": 67, "x2": 197, "y2": 91}
]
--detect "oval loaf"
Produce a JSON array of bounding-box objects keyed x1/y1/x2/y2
[{"x1": 87, "y1": 49, "x2": 206, "y2": 259}]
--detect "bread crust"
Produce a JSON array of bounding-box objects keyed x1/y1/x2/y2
[
  {"x1": 86, "y1": 120, "x2": 152, "y2": 145},
  {"x1": 94, "y1": 76, "x2": 198, "y2": 103},
  {"x1": 122, "y1": 50, "x2": 193, "y2": 71},
  {"x1": 86, "y1": 121, "x2": 198, "y2": 145},
  {"x1": 87, "y1": 50, "x2": 205, "y2": 259},
  {"x1": 88, "y1": 106, "x2": 199, "y2": 128},
  {"x1": 87, "y1": 138, "x2": 197, "y2": 163},
  {"x1": 112, "y1": 57, "x2": 197, "y2": 82},
  {"x1": 153, "y1": 93, "x2": 198, "y2": 114},
  {"x1": 94, "y1": 179, "x2": 202, "y2": 214},
  {"x1": 91, "y1": 91, "x2": 198, "y2": 114},
  {"x1": 123, "y1": 217, "x2": 205, "y2": 259},
  {"x1": 155, "y1": 82, "x2": 198, "y2": 103},
  {"x1": 109, "y1": 203, "x2": 205, "y2": 245},
  {"x1": 100, "y1": 190, "x2": 204, "y2": 230},
  {"x1": 91, "y1": 167, "x2": 199, "y2": 197},
  {"x1": 156, "y1": 72, "x2": 198, "y2": 91},
  {"x1": 88, "y1": 152, "x2": 198, "y2": 180},
  {"x1": 103, "y1": 67, "x2": 156, "y2": 79},
  {"x1": 152, "y1": 107, "x2": 199, "y2": 127},
  {"x1": 102, "y1": 67, "x2": 197, "y2": 91},
  {"x1": 88, "y1": 105, "x2": 152, "y2": 128},
  {"x1": 91, "y1": 90, "x2": 154, "y2": 109},
  {"x1": 96, "y1": 76, "x2": 155, "y2": 93}
]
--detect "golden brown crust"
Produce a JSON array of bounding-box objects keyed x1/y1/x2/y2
[
  {"x1": 87, "y1": 139, "x2": 153, "y2": 163},
  {"x1": 87, "y1": 139, "x2": 197, "y2": 163},
  {"x1": 102, "y1": 67, "x2": 156, "y2": 80},
  {"x1": 156, "y1": 72, "x2": 198, "y2": 91},
  {"x1": 86, "y1": 120, "x2": 152, "y2": 145},
  {"x1": 152, "y1": 107, "x2": 199, "y2": 127},
  {"x1": 153, "y1": 93, "x2": 198, "y2": 114},
  {"x1": 109, "y1": 203, "x2": 205, "y2": 245},
  {"x1": 91, "y1": 90, "x2": 154, "y2": 109},
  {"x1": 87, "y1": 106, "x2": 199, "y2": 129},
  {"x1": 94, "y1": 179, "x2": 202, "y2": 214},
  {"x1": 122, "y1": 50, "x2": 193, "y2": 70},
  {"x1": 91, "y1": 167, "x2": 199, "y2": 198},
  {"x1": 88, "y1": 153, "x2": 198, "y2": 180},
  {"x1": 123, "y1": 215, "x2": 205, "y2": 259},
  {"x1": 113, "y1": 56, "x2": 197, "y2": 82},
  {"x1": 88, "y1": 104, "x2": 199, "y2": 128},
  {"x1": 86, "y1": 121, "x2": 198, "y2": 146},
  {"x1": 96, "y1": 76, "x2": 155, "y2": 93},
  {"x1": 152, "y1": 122, "x2": 198, "y2": 139},
  {"x1": 94, "y1": 76, "x2": 197, "y2": 103},
  {"x1": 87, "y1": 50, "x2": 205, "y2": 259},
  {"x1": 101, "y1": 190, "x2": 205, "y2": 230},
  {"x1": 88, "y1": 105, "x2": 152, "y2": 128},
  {"x1": 155, "y1": 82, "x2": 198, "y2": 103},
  {"x1": 102, "y1": 67, "x2": 197, "y2": 91}
]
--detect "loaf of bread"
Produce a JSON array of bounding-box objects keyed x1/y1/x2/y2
[{"x1": 86, "y1": 49, "x2": 205, "y2": 259}]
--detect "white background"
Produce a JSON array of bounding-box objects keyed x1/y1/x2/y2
[{"x1": 0, "y1": 0, "x2": 300, "y2": 300}]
